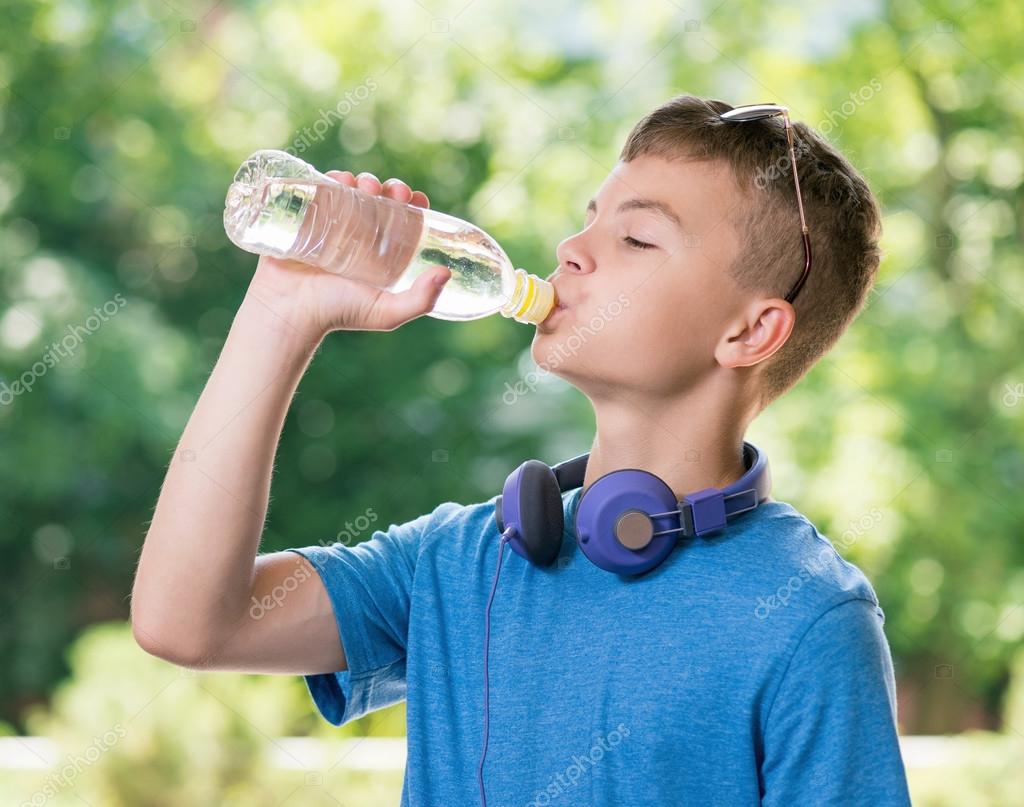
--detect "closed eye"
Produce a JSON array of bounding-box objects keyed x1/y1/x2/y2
[{"x1": 623, "y1": 236, "x2": 656, "y2": 250}]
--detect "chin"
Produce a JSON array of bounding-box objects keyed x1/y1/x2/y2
[
  {"x1": 529, "y1": 332, "x2": 566, "y2": 370},
  {"x1": 530, "y1": 331, "x2": 601, "y2": 383}
]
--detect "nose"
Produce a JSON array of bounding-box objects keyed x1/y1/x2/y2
[{"x1": 554, "y1": 231, "x2": 595, "y2": 277}]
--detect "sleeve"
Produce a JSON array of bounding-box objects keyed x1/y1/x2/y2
[
  {"x1": 760, "y1": 598, "x2": 911, "y2": 807},
  {"x1": 284, "y1": 501, "x2": 459, "y2": 726}
]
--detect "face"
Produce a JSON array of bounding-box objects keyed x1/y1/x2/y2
[{"x1": 533, "y1": 154, "x2": 771, "y2": 400}]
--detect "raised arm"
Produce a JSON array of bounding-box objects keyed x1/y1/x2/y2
[{"x1": 130, "y1": 171, "x2": 450, "y2": 673}]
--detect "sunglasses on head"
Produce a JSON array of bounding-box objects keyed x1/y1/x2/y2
[{"x1": 718, "y1": 104, "x2": 812, "y2": 305}]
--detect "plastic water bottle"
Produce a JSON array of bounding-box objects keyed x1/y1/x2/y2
[{"x1": 223, "y1": 149, "x2": 557, "y2": 324}]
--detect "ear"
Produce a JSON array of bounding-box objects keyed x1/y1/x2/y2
[{"x1": 715, "y1": 298, "x2": 796, "y2": 369}]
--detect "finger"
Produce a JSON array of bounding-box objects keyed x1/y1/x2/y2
[
  {"x1": 356, "y1": 171, "x2": 383, "y2": 194},
  {"x1": 325, "y1": 170, "x2": 356, "y2": 186},
  {"x1": 372, "y1": 267, "x2": 451, "y2": 330},
  {"x1": 382, "y1": 178, "x2": 413, "y2": 203},
  {"x1": 409, "y1": 190, "x2": 430, "y2": 209}
]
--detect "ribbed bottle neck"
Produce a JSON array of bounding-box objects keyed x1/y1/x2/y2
[{"x1": 499, "y1": 268, "x2": 557, "y2": 324}]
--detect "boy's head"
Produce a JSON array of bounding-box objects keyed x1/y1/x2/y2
[{"x1": 535, "y1": 94, "x2": 881, "y2": 415}]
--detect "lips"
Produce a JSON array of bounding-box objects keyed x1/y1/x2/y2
[
  {"x1": 543, "y1": 277, "x2": 570, "y2": 325},
  {"x1": 539, "y1": 300, "x2": 569, "y2": 329},
  {"x1": 550, "y1": 282, "x2": 569, "y2": 310}
]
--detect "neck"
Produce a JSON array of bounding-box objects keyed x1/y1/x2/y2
[{"x1": 582, "y1": 379, "x2": 755, "y2": 501}]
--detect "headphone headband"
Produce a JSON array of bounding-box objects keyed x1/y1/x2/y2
[{"x1": 553, "y1": 441, "x2": 769, "y2": 538}]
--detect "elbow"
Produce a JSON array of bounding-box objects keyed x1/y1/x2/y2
[
  {"x1": 130, "y1": 566, "x2": 222, "y2": 669},
  {"x1": 130, "y1": 609, "x2": 219, "y2": 670}
]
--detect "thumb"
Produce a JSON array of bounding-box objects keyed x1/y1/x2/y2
[{"x1": 375, "y1": 267, "x2": 452, "y2": 330}]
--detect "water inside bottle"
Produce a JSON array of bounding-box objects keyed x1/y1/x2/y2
[
  {"x1": 390, "y1": 211, "x2": 516, "y2": 320},
  {"x1": 225, "y1": 176, "x2": 517, "y2": 320}
]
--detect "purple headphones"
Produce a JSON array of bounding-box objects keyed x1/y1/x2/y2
[{"x1": 494, "y1": 441, "x2": 772, "y2": 575}]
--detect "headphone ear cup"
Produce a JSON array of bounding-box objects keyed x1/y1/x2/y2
[
  {"x1": 500, "y1": 460, "x2": 564, "y2": 567},
  {"x1": 574, "y1": 469, "x2": 679, "y2": 575}
]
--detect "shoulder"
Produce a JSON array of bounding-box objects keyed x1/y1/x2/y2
[
  {"x1": 723, "y1": 500, "x2": 881, "y2": 616},
  {"x1": 693, "y1": 501, "x2": 886, "y2": 673},
  {"x1": 406, "y1": 494, "x2": 499, "y2": 560},
  {"x1": 718, "y1": 504, "x2": 897, "y2": 715}
]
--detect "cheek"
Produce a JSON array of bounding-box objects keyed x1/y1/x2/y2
[
  {"x1": 592, "y1": 287, "x2": 713, "y2": 377},
  {"x1": 528, "y1": 273, "x2": 718, "y2": 383},
  {"x1": 609, "y1": 286, "x2": 689, "y2": 346},
  {"x1": 567, "y1": 299, "x2": 678, "y2": 372}
]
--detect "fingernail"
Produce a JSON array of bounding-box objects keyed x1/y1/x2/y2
[{"x1": 433, "y1": 272, "x2": 450, "y2": 286}]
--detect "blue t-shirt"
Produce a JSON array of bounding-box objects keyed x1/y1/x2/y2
[{"x1": 287, "y1": 488, "x2": 911, "y2": 806}]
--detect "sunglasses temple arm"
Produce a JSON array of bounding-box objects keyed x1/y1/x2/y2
[
  {"x1": 785, "y1": 231, "x2": 812, "y2": 303},
  {"x1": 782, "y1": 116, "x2": 809, "y2": 235},
  {"x1": 782, "y1": 113, "x2": 812, "y2": 304}
]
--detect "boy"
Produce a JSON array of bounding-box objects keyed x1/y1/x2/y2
[{"x1": 132, "y1": 94, "x2": 911, "y2": 805}]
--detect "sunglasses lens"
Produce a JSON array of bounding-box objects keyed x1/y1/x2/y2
[{"x1": 720, "y1": 105, "x2": 783, "y2": 122}]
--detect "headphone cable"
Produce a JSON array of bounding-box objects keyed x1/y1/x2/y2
[{"x1": 478, "y1": 529, "x2": 513, "y2": 807}]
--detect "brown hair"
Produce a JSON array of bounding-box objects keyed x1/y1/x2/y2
[{"x1": 619, "y1": 94, "x2": 882, "y2": 409}]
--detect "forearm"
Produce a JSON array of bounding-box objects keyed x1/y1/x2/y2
[{"x1": 132, "y1": 293, "x2": 320, "y2": 658}]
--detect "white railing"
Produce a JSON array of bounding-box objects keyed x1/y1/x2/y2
[{"x1": 0, "y1": 735, "x2": 974, "y2": 772}]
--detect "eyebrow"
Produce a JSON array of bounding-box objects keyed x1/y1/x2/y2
[{"x1": 586, "y1": 196, "x2": 683, "y2": 229}]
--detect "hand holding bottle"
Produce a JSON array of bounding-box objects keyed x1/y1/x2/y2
[
  {"x1": 226, "y1": 149, "x2": 555, "y2": 331},
  {"x1": 244, "y1": 169, "x2": 452, "y2": 337}
]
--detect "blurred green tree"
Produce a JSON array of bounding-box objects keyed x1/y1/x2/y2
[
  {"x1": 0, "y1": 0, "x2": 1021, "y2": 737},
  {"x1": 4, "y1": 622, "x2": 404, "y2": 805}
]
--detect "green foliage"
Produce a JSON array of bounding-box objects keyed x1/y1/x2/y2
[
  {"x1": 5, "y1": 622, "x2": 403, "y2": 806},
  {"x1": 906, "y1": 733, "x2": 1024, "y2": 806},
  {"x1": 0, "y1": 0, "x2": 1021, "y2": 743}
]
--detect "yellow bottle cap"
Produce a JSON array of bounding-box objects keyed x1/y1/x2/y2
[{"x1": 500, "y1": 269, "x2": 557, "y2": 325}]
